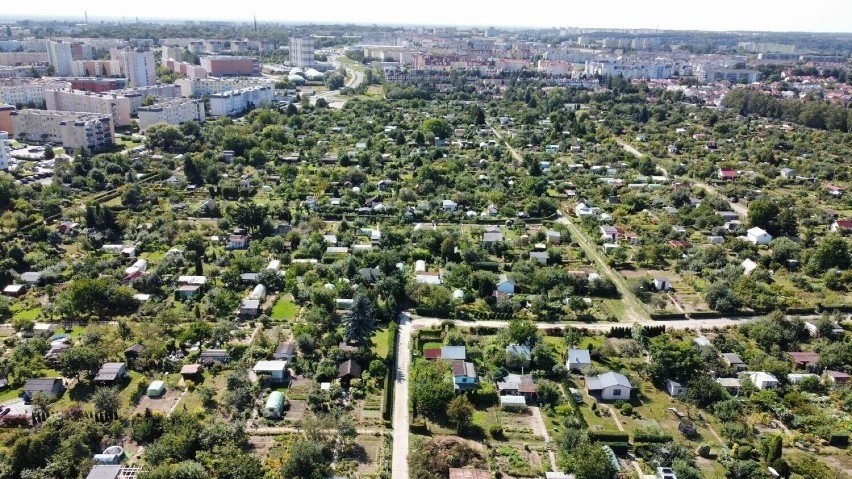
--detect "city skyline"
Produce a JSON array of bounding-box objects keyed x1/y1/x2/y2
[{"x1": 2, "y1": 0, "x2": 852, "y2": 33}]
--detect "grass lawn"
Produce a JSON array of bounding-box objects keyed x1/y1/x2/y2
[
  {"x1": 270, "y1": 298, "x2": 297, "y2": 320},
  {"x1": 142, "y1": 250, "x2": 167, "y2": 262},
  {"x1": 543, "y1": 335, "x2": 566, "y2": 358},
  {"x1": 371, "y1": 327, "x2": 390, "y2": 359},
  {"x1": 0, "y1": 387, "x2": 22, "y2": 402},
  {"x1": 11, "y1": 306, "x2": 41, "y2": 321},
  {"x1": 422, "y1": 341, "x2": 442, "y2": 352}
]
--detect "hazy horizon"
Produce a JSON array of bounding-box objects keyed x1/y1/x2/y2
[{"x1": 1, "y1": 0, "x2": 851, "y2": 33}]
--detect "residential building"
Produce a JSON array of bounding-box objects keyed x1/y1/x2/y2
[
  {"x1": 746, "y1": 227, "x2": 772, "y2": 245},
  {"x1": 290, "y1": 37, "x2": 315, "y2": 68},
  {"x1": 23, "y1": 377, "x2": 65, "y2": 402},
  {"x1": 200, "y1": 56, "x2": 260, "y2": 76},
  {"x1": 496, "y1": 373, "x2": 537, "y2": 403},
  {"x1": 0, "y1": 130, "x2": 9, "y2": 170},
  {"x1": 585, "y1": 371, "x2": 632, "y2": 400},
  {"x1": 722, "y1": 352, "x2": 746, "y2": 370},
  {"x1": 209, "y1": 85, "x2": 273, "y2": 116},
  {"x1": 496, "y1": 274, "x2": 515, "y2": 295},
  {"x1": 119, "y1": 49, "x2": 156, "y2": 87},
  {"x1": 44, "y1": 89, "x2": 132, "y2": 127},
  {"x1": 600, "y1": 225, "x2": 619, "y2": 242},
  {"x1": 505, "y1": 345, "x2": 532, "y2": 368},
  {"x1": 94, "y1": 362, "x2": 127, "y2": 385},
  {"x1": 451, "y1": 359, "x2": 478, "y2": 391},
  {"x1": 253, "y1": 360, "x2": 289, "y2": 382},
  {"x1": 137, "y1": 98, "x2": 205, "y2": 132},
  {"x1": 174, "y1": 77, "x2": 273, "y2": 97},
  {"x1": 747, "y1": 371, "x2": 779, "y2": 390},
  {"x1": 566, "y1": 348, "x2": 592, "y2": 373},
  {"x1": 199, "y1": 349, "x2": 230, "y2": 365},
  {"x1": 46, "y1": 41, "x2": 73, "y2": 76},
  {"x1": 10, "y1": 109, "x2": 114, "y2": 151},
  {"x1": 70, "y1": 60, "x2": 123, "y2": 78}
]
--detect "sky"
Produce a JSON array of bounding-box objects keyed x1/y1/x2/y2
[{"x1": 2, "y1": 0, "x2": 852, "y2": 33}]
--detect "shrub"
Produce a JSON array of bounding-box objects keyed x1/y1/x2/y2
[
  {"x1": 489, "y1": 424, "x2": 505, "y2": 440},
  {"x1": 736, "y1": 445, "x2": 753, "y2": 460},
  {"x1": 621, "y1": 403, "x2": 633, "y2": 416},
  {"x1": 697, "y1": 444, "x2": 711, "y2": 458}
]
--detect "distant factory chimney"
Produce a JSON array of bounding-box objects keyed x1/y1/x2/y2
[
  {"x1": 254, "y1": 15, "x2": 257, "y2": 33},
  {"x1": 84, "y1": 11, "x2": 88, "y2": 24}
]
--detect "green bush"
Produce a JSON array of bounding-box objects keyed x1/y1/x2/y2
[
  {"x1": 620, "y1": 403, "x2": 633, "y2": 415},
  {"x1": 697, "y1": 444, "x2": 711, "y2": 458},
  {"x1": 489, "y1": 424, "x2": 505, "y2": 440}
]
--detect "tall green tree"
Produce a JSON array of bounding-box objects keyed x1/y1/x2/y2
[{"x1": 343, "y1": 292, "x2": 375, "y2": 344}]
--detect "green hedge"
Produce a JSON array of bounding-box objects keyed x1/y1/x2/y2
[
  {"x1": 688, "y1": 311, "x2": 723, "y2": 319},
  {"x1": 633, "y1": 433, "x2": 673, "y2": 443},
  {"x1": 381, "y1": 321, "x2": 399, "y2": 421},
  {"x1": 650, "y1": 312, "x2": 688, "y2": 321},
  {"x1": 588, "y1": 431, "x2": 630, "y2": 442}
]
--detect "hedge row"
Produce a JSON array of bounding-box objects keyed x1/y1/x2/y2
[
  {"x1": 588, "y1": 431, "x2": 630, "y2": 442},
  {"x1": 381, "y1": 321, "x2": 399, "y2": 421},
  {"x1": 687, "y1": 311, "x2": 723, "y2": 319},
  {"x1": 633, "y1": 433, "x2": 673, "y2": 443},
  {"x1": 650, "y1": 312, "x2": 688, "y2": 321}
]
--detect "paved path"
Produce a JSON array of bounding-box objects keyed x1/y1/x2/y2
[{"x1": 391, "y1": 313, "x2": 412, "y2": 479}]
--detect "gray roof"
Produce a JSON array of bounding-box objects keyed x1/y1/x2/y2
[
  {"x1": 24, "y1": 377, "x2": 63, "y2": 395},
  {"x1": 94, "y1": 363, "x2": 125, "y2": 382},
  {"x1": 86, "y1": 466, "x2": 121, "y2": 479},
  {"x1": 586, "y1": 371, "x2": 631, "y2": 390},
  {"x1": 506, "y1": 344, "x2": 531, "y2": 358},
  {"x1": 722, "y1": 352, "x2": 744, "y2": 364},
  {"x1": 241, "y1": 299, "x2": 260, "y2": 309},
  {"x1": 441, "y1": 346, "x2": 466, "y2": 360},
  {"x1": 567, "y1": 348, "x2": 591, "y2": 364},
  {"x1": 483, "y1": 232, "x2": 503, "y2": 242}
]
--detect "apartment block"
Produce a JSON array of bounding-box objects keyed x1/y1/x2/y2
[
  {"x1": 0, "y1": 52, "x2": 49, "y2": 66},
  {"x1": 209, "y1": 85, "x2": 273, "y2": 116},
  {"x1": 113, "y1": 84, "x2": 182, "y2": 114},
  {"x1": 65, "y1": 77, "x2": 128, "y2": 93},
  {"x1": 175, "y1": 77, "x2": 273, "y2": 97},
  {"x1": 137, "y1": 98, "x2": 205, "y2": 132},
  {"x1": 119, "y1": 49, "x2": 157, "y2": 87},
  {"x1": 289, "y1": 38, "x2": 315, "y2": 68},
  {"x1": 199, "y1": 56, "x2": 260, "y2": 76},
  {"x1": 10, "y1": 109, "x2": 114, "y2": 151},
  {"x1": 44, "y1": 89, "x2": 132, "y2": 127},
  {"x1": 0, "y1": 65, "x2": 51, "y2": 79},
  {"x1": 164, "y1": 60, "x2": 208, "y2": 80},
  {"x1": 46, "y1": 41, "x2": 74, "y2": 76},
  {"x1": 0, "y1": 79, "x2": 70, "y2": 106},
  {"x1": 160, "y1": 46, "x2": 184, "y2": 63},
  {"x1": 70, "y1": 60, "x2": 123, "y2": 78},
  {"x1": 0, "y1": 130, "x2": 10, "y2": 170},
  {"x1": 0, "y1": 104, "x2": 14, "y2": 134}
]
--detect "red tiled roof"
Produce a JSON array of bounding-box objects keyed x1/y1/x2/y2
[
  {"x1": 424, "y1": 348, "x2": 441, "y2": 359},
  {"x1": 835, "y1": 220, "x2": 852, "y2": 229}
]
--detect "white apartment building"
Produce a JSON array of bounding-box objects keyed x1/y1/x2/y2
[
  {"x1": 70, "y1": 59, "x2": 122, "y2": 77},
  {"x1": 289, "y1": 37, "x2": 315, "y2": 68},
  {"x1": 112, "y1": 84, "x2": 182, "y2": 114},
  {"x1": 10, "y1": 109, "x2": 114, "y2": 151},
  {"x1": 208, "y1": 85, "x2": 273, "y2": 116},
  {"x1": 44, "y1": 89, "x2": 132, "y2": 127},
  {"x1": 0, "y1": 79, "x2": 70, "y2": 107},
  {"x1": 160, "y1": 45, "x2": 184, "y2": 63},
  {"x1": 137, "y1": 98, "x2": 205, "y2": 132},
  {"x1": 0, "y1": 131, "x2": 10, "y2": 170},
  {"x1": 175, "y1": 77, "x2": 273, "y2": 97},
  {"x1": 46, "y1": 41, "x2": 73, "y2": 76},
  {"x1": 120, "y1": 49, "x2": 157, "y2": 87},
  {"x1": 0, "y1": 52, "x2": 49, "y2": 66}
]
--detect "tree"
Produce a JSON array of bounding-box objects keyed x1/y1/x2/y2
[
  {"x1": 410, "y1": 359, "x2": 454, "y2": 419},
  {"x1": 144, "y1": 123, "x2": 185, "y2": 153},
  {"x1": 59, "y1": 345, "x2": 104, "y2": 379},
  {"x1": 682, "y1": 375, "x2": 725, "y2": 408},
  {"x1": 446, "y1": 395, "x2": 474, "y2": 433},
  {"x1": 507, "y1": 319, "x2": 539, "y2": 347},
  {"x1": 421, "y1": 118, "x2": 452, "y2": 140},
  {"x1": 563, "y1": 442, "x2": 618, "y2": 479},
  {"x1": 646, "y1": 334, "x2": 703, "y2": 386},
  {"x1": 343, "y1": 292, "x2": 375, "y2": 344},
  {"x1": 54, "y1": 278, "x2": 137, "y2": 320},
  {"x1": 91, "y1": 387, "x2": 120, "y2": 412},
  {"x1": 747, "y1": 199, "x2": 780, "y2": 234},
  {"x1": 281, "y1": 439, "x2": 329, "y2": 479},
  {"x1": 171, "y1": 460, "x2": 206, "y2": 479},
  {"x1": 43, "y1": 147, "x2": 55, "y2": 160},
  {"x1": 805, "y1": 234, "x2": 851, "y2": 275}
]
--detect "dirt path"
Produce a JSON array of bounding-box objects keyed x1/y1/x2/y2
[{"x1": 529, "y1": 406, "x2": 557, "y2": 471}]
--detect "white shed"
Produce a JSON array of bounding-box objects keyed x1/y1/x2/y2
[
  {"x1": 746, "y1": 227, "x2": 772, "y2": 245},
  {"x1": 666, "y1": 379, "x2": 687, "y2": 397},
  {"x1": 414, "y1": 260, "x2": 426, "y2": 273}
]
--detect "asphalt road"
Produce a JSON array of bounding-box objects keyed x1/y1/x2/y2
[{"x1": 391, "y1": 312, "x2": 412, "y2": 479}]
